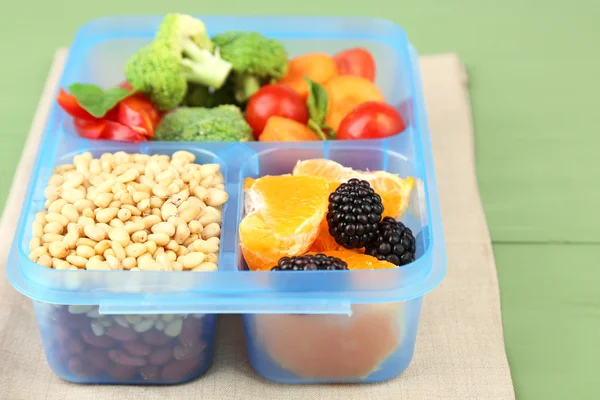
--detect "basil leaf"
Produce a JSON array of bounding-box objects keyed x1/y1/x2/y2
[
  {"x1": 68, "y1": 83, "x2": 136, "y2": 118},
  {"x1": 304, "y1": 77, "x2": 329, "y2": 125}
]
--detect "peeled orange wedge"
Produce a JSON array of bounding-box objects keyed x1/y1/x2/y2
[
  {"x1": 293, "y1": 159, "x2": 415, "y2": 252},
  {"x1": 309, "y1": 249, "x2": 397, "y2": 270},
  {"x1": 239, "y1": 175, "x2": 331, "y2": 271}
]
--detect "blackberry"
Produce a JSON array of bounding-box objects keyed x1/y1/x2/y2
[
  {"x1": 326, "y1": 178, "x2": 383, "y2": 249},
  {"x1": 365, "y1": 217, "x2": 416, "y2": 266},
  {"x1": 271, "y1": 254, "x2": 349, "y2": 271}
]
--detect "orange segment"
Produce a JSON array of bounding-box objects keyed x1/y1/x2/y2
[
  {"x1": 324, "y1": 75, "x2": 385, "y2": 132},
  {"x1": 243, "y1": 177, "x2": 255, "y2": 191},
  {"x1": 293, "y1": 159, "x2": 414, "y2": 220},
  {"x1": 278, "y1": 53, "x2": 339, "y2": 100},
  {"x1": 308, "y1": 249, "x2": 397, "y2": 270},
  {"x1": 294, "y1": 159, "x2": 415, "y2": 252},
  {"x1": 239, "y1": 175, "x2": 330, "y2": 271}
]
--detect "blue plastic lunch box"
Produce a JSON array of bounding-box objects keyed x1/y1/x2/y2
[{"x1": 6, "y1": 15, "x2": 447, "y2": 385}]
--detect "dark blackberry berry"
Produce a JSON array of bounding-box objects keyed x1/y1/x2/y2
[
  {"x1": 326, "y1": 178, "x2": 384, "y2": 249},
  {"x1": 271, "y1": 254, "x2": 349, "y2": 271},
  {"x1": 365, "y1": 217, "x2": 416, "y2": 266}
]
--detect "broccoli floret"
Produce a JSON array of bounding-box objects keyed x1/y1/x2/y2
[
  {"x1": 183, "y1": 83, "x2": 239, "y2": 108},
  {"x1": 154, "y1": 105, "x2": 254, "y2": 142},
  {"x1": 212, "y1": 31, "x2": 288, "y2": 103},
  {"x1": 124, "y1": 14, "x2": 233, "y2": 111}
]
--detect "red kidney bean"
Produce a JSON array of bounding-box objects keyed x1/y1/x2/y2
[
  {"x1": 67, "y1": 356, "x2": 101, "y2": 378},
  {"x1": 122, "y1": 340, "x2": 152, "y2": 357},
  {"x1": 107, "y1": 363, "x2": 139, "y2": 380},
  {"x1": 54, "y1": 325, "x2": 72, "y2": 342},
  {"x1": 106, "y1": 325, "x2": 138, "y2": 341},
  {"x1": 140, "y1": 365, "x2": 161, "y2": 381},
  {"x1": 81, "y1": 331, "x2": 117, "y2": 348},
  {"x1": 160, "y1": 357, "x2": 203, "y2": 381},
  {"x1": 142, "y1": 329, "x2": 171, "y2": 346},
  {"x1": 178, "y1": 318, "x2": 203, "y2": 347},
  {"x1": 63, "y1": 336, "x2": 86, "y2": 356},
  {"x1": 148, "y1": 346, "x2": 172, "y2": 366},
  {"x1": 172, "y1": 343, "x2": 206, "y2": 361},
  {"x1": 82, "y1": 348, "x2": 110, "y2": 370},
  {"x1": 109, "y1": 349, "x2": 147, "y2": 367}
]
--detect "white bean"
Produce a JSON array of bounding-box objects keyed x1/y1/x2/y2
[
  {"x1": 48, "y1": 199, "x2": 68, "y2": 214},
  {"x1": 192, "y1": 262, "x2": 218, "y2": 272},
  {"x1": 108, "y1": 228, "x2": 130, "y2": 247},
  {"x1": 86, "y1": 258, "x2": 111, "y2": 270},
  {"x1": 125, "y1": 243, "x2": 147, "y2": 258},
  {"x1": 151, "y1": 222, "x2": 175, "y2": 237},
  {"x1": 148, "y1": 232, "x2": 170, "y2": 247},
  {"x1": 198, "y1": 207, "x2": 221, "y2": 226},
  {"x1": 201, "y1": 222, "x2": 221, "y2": 239},
  {"x1": 205, "y1": 188, "x2": 228, "y2": 207},
  {"x1": 84, "y1": 225, "x2": 106, "y2": 242},
  {"x1": 96, "y1": 207, "x2": 119, "y2": 224},
  {"x1": 182, "y1": 252, "x2": 205, "y2": 269},
  {"x1": 76, "y1": 245, "x2": 95, "y2": 259}
]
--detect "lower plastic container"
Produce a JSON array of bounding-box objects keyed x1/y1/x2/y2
[
  {"x1": 6, "y1": 15, "x2": 447, "y2": 385},
  {"x1": 34, "y1": 302, "x2": 215, "y2": 384}
]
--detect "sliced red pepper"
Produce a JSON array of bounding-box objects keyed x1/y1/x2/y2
[
  {"x1": 74, "y1": 118, "x2": 146, "y2": 142},
  {"x1": 117, "y1": 96, "x2": 161, "y2": 138},
  {"x1": 101, "y1": 120, "x2": 147, "y2": 142},
  {"x1": 57, "y1": 88, "x2": 98, "y2": 120},
  {"x1": 74, "y1": 118, "x2": 106, "y2": 139}
]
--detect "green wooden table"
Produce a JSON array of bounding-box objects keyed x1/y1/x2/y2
[{"x1": 2, "y1": 2, "x2": 599, "y2": 398}]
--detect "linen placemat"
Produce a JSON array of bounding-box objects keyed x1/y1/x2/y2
[{"x1": 0, "y1": 49, "x2": 515, "y2": 399}]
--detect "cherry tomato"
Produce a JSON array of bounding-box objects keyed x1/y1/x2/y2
[
  {"x1": 333, "y1": 48, "x2": 376, "y2": 82},
  {"x1": 336, "y1": 101, "x2": 406, "y2": 140},
  {"x1": 245, "y1": 84, "x2": 309, "y2": 138}
]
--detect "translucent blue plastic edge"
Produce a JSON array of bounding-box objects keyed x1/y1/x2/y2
[{"x1": 6, "y1": 16, "x2": 447, "y2": 315}]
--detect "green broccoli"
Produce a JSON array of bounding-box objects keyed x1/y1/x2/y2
[
  {"x1": 124, "y1": 14, "x2": 233, "y2": 111},
  {"x1": 212, "y1": 31, "x2": 288, "y2": 103},
  {"x1": 183, "y1": 83, "x2": 239, "y2": 109},
  {"x1": 154, "y1": 105, "x2": 254, "y2": 142}
]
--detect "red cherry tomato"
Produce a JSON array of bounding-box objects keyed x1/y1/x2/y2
[
  {"x1": 336, "y1": 101, "x2": 406, "y2": 140},
  {"x1": 245, "y1": 84, "x2": 309, "y2": 138},
  {"x1": 333, "y1": 48, "x2": 376, "y2": 82}
]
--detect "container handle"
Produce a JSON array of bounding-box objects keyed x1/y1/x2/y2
[{"x1": 98, "y1": 298, "x2": 353, "y2": 316}]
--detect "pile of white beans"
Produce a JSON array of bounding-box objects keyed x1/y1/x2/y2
[{"x1": 28, "y1": 150, "x2": 227, "y2": 272}]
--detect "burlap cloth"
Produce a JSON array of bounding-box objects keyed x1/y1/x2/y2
[{"x1": 0, "y1": 49, "x2": 515, "y2": 399}]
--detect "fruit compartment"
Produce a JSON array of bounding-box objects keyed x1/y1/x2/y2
[
  {"x1": 34, "y1": 300, "x2": 215, "y2": 384},
  {"x1": 235, "y1": 136, "x2": 428, "y2": 269}
]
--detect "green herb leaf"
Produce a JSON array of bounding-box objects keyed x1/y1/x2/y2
[
  {"x1": 304, "y1": 76, "x2": 329, "y2": 125},
  {"x1": 307, "y1": 119, "x2": 328, "y2": 140},
  {"x1": 68, "y1": 83, "x2": 136, "y2": 118}
]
